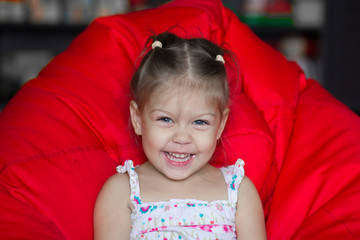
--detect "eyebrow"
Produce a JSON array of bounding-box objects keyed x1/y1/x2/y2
[
  {"x1": 150, "y1": 109, "x2": 171, "y2": 115},
  {"x1": 150, "y1": 109, "x2": 217, "y2": 118},
  {"x1": 193, "y1": 113, "x2": 217, "y2": 118}
]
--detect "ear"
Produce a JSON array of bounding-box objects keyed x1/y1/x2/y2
[
  {"x1": 129, "y1": 100, "x2": 142, "y2": 136},
  {"x1": 217, "y1": 108, "x2": 229, "y2": 140}
]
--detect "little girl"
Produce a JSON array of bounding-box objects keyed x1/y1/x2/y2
[{"x1": 94, "y1": 32, "x2": 266, "y2": 239}]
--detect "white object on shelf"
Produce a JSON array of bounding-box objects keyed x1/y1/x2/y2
[
  {"x1": 279, "y1": 35, "x2": 319, "y2": 82},
  {"x1": 292, "y1": 0, "x2": 325, "y2": 28}
]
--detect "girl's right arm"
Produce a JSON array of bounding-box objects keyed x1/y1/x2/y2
[{"x1": 94, "y1": 173, "x2": 132, "y2": 240}]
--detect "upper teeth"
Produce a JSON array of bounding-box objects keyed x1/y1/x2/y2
[{"x1": 166, "y1": 152, "x2": 193, "y2": 162}]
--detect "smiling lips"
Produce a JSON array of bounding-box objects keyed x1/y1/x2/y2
[{"x1": 164, "y1": 152, "x2": 195, "y2": 166}]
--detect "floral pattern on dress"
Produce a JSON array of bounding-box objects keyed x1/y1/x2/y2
[{"x1": 116, "y1": 159, "x2": 245, "y2": 240}]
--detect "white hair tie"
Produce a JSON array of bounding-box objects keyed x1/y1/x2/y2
[
  {"x1": 152, "y1": 40, "x2": 162, "y2": 49},
  {"x1": 215, "y1": 55, "x2": 225, "y2": 64}
]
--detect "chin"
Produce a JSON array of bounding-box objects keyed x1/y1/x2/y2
[
  {"x1": 161, "y1": 165, "x2": 194, "y2": 181},
  {"x1": 165, "y1": 172, "x2": 192, "y2": 181}
]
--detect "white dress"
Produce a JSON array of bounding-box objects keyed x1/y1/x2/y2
[{"x1": 116, "y1": 159, "x2": 245, "y2": 240}]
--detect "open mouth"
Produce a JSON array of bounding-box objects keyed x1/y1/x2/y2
[{"x1": 164, "y1": 152, "x2": 195, "y2": 163}]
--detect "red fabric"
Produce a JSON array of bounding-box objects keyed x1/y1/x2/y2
[
  {"x1": 267, "y1": 80, "x2": 360, "y2": 239},
  {"x1": 0, "y1": 0, "x2": 359, "y2": 239}
]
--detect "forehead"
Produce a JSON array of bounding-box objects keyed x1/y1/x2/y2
[{"x1": 146, "y1": 88, "x2": 218, "y2": 113}]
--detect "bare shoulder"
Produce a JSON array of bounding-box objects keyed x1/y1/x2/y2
[
  {"x1": 236, "y1": 176, "x2": 267, "y2": 239},
  {"x1": 95, "y1": 172, "x2": 132, "y2": 210},
  {"x1": 93, "y1": 173, "x2": 132, "y2": 240},
  {"x1": 238, "y1": 176, "x2": 259, "y2": 199},
  {"x1": 99, "y1": 172, "x2": 131, "y2": 196}
]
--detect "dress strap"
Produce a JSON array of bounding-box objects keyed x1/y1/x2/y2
[
  {"x1": 220, "y1": 159, "x2": 245, "y2": 204},
  {"x1": 116, "y1": 160, "x2": 142, "y2": 205}
]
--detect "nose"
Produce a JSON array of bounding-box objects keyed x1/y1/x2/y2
[{"x1": 172, "y1": 127, "x2": 192, "y2": 145}]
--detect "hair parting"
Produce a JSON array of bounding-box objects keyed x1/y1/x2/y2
[{"x1": 130, "y1": 31, "x2": 233, "y2": 116}]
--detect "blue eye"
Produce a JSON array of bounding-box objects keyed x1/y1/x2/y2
[
  {"x1": 193, "y1": 120, "x2": 209, "y2": 125},
  {"x1": 158, "y1": 117, "x2": 173, "y2": 123}
]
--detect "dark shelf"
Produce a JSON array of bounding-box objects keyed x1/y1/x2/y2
[
  {"x1": 0, "y1": 23, "x2": 88, "y2": 54},
  {"x1": 0, "y1": 23, "x2": 322, "y2": 55},
  {"x1": 0, "y1": 23, "x2": 321, "y2": 37},
  {"x1": 251, "y1": 25, "x2": 322, "y2": 38},
  {"x1": 0, "y1": 23, "x2": 88, "y2": 33}
]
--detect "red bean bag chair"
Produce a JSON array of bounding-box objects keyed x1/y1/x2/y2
[{"x1": 0, "y1": 0, "x2": 359, "y2": 239}]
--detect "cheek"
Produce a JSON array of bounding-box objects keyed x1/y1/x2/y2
[
  {"x1": 141, "y1": 124, "x2": 169, "y2": 151},
  {"x1": 195, "y1": 131, "x2": 218, "y2": 152}
]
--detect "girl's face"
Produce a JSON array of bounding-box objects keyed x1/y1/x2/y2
[{"x1": 130, "y1": 89, "x2": 229, "y2": 181}]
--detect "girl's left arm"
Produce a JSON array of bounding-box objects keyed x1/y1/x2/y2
[{"x1": 235, "y1": 176, "x2": 267, "y2": 239}]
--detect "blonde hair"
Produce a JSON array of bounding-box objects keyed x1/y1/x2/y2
[{"x1": 131, "y1": 32, "x2": 229, "y2": 114}]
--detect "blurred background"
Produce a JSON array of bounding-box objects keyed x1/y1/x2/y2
[{"x1": 0, "y1": 0, "x2": 359, "y2": 114}]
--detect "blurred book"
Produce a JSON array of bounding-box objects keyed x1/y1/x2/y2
[
  {"x1": 0, "y1": 0, "x2": 132, "y2": 24},
  {"x1": 94, "y1": 0, "x2": 129, "y2": 18},
  {"x1": 0, "y1": 0, "x2": 27, "y2": 23},
  {"x1": 65, "y1": 0, "x2": 129, "y2": 23},
  {"x1": 27, "y1": 0, "x2": 63, "y2": 24}
]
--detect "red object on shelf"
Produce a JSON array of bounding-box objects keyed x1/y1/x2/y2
[
  {"x1": 130, "y1": 0, "x2": 147, "y2": 10},
  {"x1": 266, "y1": 0, "x2": 292, "y2": 15},
  {"x1": 0, "y1": 0, "x2": 359, "y2": 239}
]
